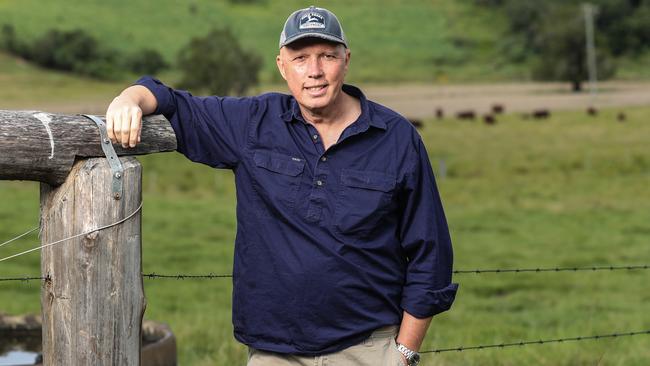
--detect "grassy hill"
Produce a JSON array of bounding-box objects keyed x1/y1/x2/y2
[{"x1": 0, "y1": 0, "x2": 519, "y2": 84}]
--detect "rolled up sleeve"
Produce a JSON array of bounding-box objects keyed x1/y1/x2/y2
[
  {"x1": 399, "y1": 138, "x2": 458, "y2": 318},
  {"x1": 135, "y1": 76, "x2": 255, "y2": 170}
]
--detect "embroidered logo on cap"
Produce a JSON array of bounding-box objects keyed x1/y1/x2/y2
[{"x1": 299, "y1": 12, "x2": 325, "y2": 29}]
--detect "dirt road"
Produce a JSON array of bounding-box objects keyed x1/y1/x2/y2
[{"x1": 362, "y1": 81, "x2": 650, "y2": 119}]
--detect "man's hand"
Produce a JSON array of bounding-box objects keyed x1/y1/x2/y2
[
  {"x1": 106, "y1": 96, "x2": 143, "y2": 148},
  {"x1": 105, "y1": 85, "x2": 157, "y2": 148}
]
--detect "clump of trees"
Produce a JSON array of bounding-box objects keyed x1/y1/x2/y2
[
  {"x1": 0, "y1": 25, "x2": 167, "y2": 79},
  {"x1": 478, "y1": 0, "x2": 650, "y2": 90},
  {"x1": 176, "y1": 28, "x2": 262, "y2": 96}
]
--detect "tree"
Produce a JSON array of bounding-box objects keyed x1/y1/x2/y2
[
  {"x1": 532, "y1": 5, "x2": 615, "y2": 91},
  {"x1": 176, "y1": 28, "x2": 262, "y2": 96}
]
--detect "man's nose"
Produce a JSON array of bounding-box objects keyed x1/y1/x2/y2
[{"x1": 306, "y1": 57, "x2": 324, "y2": 78}]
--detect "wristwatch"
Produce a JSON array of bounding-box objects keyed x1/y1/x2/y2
[{"x1": 396, "y1": 342, "x2": 421, "y2": 366}]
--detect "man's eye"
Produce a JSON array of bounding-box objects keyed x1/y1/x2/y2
[
  {"x1": 325, "y1": 54, "x2": 337, "y2": 59},
  {"x1": 293, "y1": 56, "x2": 306, "y2": 61}
]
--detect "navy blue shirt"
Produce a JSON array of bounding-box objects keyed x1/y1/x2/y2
[{"x1": 137, "y1": 76, "x2": 458, "y2": 355}]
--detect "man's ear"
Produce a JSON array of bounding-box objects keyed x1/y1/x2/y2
[
  {"x1": 344, "y1": 48, "x2": 351, "y2": 76},
  {"x1": 276, "y1": 54, "x2": 287, "y2": 81}
]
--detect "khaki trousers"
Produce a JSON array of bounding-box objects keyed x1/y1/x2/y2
[{"x1": 247, "y1": 326, "x2": 406, "y2": 366}]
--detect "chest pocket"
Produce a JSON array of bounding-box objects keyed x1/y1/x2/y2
[
  {"x1": 334, "y1": 169, "x2": 396, "y2": 237},
  {"x1": 252, "y1": 151, "x2": 305, "y2": 211}
]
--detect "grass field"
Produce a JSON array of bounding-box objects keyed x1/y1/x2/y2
[
  {"x1": 0, "y1": 0, "x2": 520, "y2": 84},
  {"x1": 1, "y1": 106, "x2": 649, "y2": 365}
]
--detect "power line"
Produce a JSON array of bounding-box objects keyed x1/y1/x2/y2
[{"x1": 422, "y1": 329, "x2": 650, "y2": 354}]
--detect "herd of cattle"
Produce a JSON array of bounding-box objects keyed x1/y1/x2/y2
[{"x1": 408, "y1": 104, "x2": 627, "y2": 128}]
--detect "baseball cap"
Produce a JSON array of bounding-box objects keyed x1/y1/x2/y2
[{"x1": 279, "y1": 6, "x2": 348, "y2": 49}]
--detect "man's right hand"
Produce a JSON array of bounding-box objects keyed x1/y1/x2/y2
[{"x1": 105, "y1": 85, "x2": 157, "y2": 148}]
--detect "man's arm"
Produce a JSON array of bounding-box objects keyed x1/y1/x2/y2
[
  {"x1": 396, "y1": 311, "x2": 432, "y2": 352},
  {"x1": 396, "y1": 136, "x2": 459, "y2": 363},
  {"x1": 106, "y1": 85, "x2": 158, "y2": 148}
]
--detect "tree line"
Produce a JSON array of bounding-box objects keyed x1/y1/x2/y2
[{"x1": 476, "y1": 0, "x2": 650, "y2": 90}]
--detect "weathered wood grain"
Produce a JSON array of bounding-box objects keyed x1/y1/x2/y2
[
  {"x1": 0, "y1": 110, "x2": 176, "y2": 185},
  {"x1": 40, "y1": 157, "x2": 145, "y2": 366}
]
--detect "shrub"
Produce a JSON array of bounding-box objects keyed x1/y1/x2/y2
[
  {"x1": 125, "y1": 48, "x2": 168, "y2": 75},
  {"x1": 0, "y1": 26, "x2": 168, "y2": 79},
  {"x1": 176, "y1": 28, "x2": 262, "y2": 95},
  {"x1": 8, "y1": 28, "x2": 121, "y2": 79}
]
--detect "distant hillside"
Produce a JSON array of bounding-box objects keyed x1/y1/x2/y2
[
  {"x1": 0, "y1": 0, "x2": 647, "y2": 84},
  {"x1": 0, "y1": 0, "x2": 517, "y2": 83}
]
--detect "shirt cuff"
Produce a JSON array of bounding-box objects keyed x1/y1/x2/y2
[{"x1": 401, "y1": 282, "x2": 459, "y2": 318}]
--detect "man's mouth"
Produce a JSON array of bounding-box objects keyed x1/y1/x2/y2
[{"x1": 304, "y1": 84, "x2": 328, "y2": 97}]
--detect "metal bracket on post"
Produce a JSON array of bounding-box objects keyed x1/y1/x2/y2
[{"x1": 82, "y1": 114, "x2": 124, "y2": 200}]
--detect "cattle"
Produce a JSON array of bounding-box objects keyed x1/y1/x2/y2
[
  {"x1": 587, "y1": 106, "x2": 598, "y2": 116},
  {"x1": 408, "y1": 118, "x2": 423, "y2": 129},
  {"x1": 617, "y1": 112, "x2": 626, "y2": 122},
  {"x1": 532, "y1": 109, "x2": 550, "y2": 119},
  {"x1": 435, "y1": 108, "x2": 444, "y2": 119},
  {"x1": 483, "y1": 114, "x2": 496, "y2": 125},
  {"x1": 491, "y1": 104, "x2": 505, "y2": 114},
  {"x1": 456, "y1": 110, "x2": 476, "y2": 120}
]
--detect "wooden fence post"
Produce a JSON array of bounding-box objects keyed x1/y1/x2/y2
[{"x1": 39, "y1": 156, "x2": 145, "y2": 365}]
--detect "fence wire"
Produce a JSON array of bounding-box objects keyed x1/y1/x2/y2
[
  {"x1": 1, "y1": 274, "x2": 649, "y2": 355},
  {"x1": 0, "y1": 275, "x2": 49, "y2": 282},
  {"x1": 422, "y1": 329, "x2": 650, "y2": 354},
  {"x1": 3, "y1": 263, "x2": 648, "y2": 283}
]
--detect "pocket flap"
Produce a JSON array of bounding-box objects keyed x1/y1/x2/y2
[
  {"x1": 254, "y1": 151, "x2": 305, "y2": 176},
  {"x1": 340, "y1": 169, "x2": 395, "y2": 192}
]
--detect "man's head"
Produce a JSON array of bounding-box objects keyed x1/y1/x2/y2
[{"x1": 277, "y1": 6, "x2": 350, "y2": 114}]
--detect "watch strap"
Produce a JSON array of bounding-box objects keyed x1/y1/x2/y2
[{"x1": 396, "y1": 342, "x2": 420, "y2": 366}]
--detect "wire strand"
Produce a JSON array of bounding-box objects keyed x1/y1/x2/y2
[
  {"x1": 0, "y1": 201, "x2": 143, "y2": 263},
  {"x1": 422, "y1": 329, "x2": 650, "y2": 353},
  {"x1": 0, "y1": 226, "x2": 39, "y2": 249},
  {"x1": 138, "y1": 264, "x2": 650, "y2": 280},
  {"x1": 0, "y1": 275, "x2": 49, "y2": 282},
  {"x1": 454, "y1": 264, "x2": 650, "y2": 274}
]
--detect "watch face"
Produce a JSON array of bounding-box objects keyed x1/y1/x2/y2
[{"x1": 410, "y1": 353, "x2": 421, "y2": 365}]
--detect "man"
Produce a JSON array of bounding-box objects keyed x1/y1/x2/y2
[{"x1": 106, "y1": 6, "x2": 457, "y2": 366}]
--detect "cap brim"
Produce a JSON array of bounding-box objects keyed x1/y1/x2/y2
[{"x1": 280, "y1": 33, "x2": 347, "y2": 48}]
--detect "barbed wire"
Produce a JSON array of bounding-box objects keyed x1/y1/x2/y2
[
  {"x1": 143, "y1": 272, "x2": 233, "y2": 279},
  {"x1": 454, "y1": 264, "x2": 650, "y2": 274},
  {"x1": 1, "y1": 275, "x2": 648, "y2": 355},
  {"x1": 422, "y1": 329, "x2": 650, "y2": 354},
  {"x1": 2, "y1": 263, "x2": 648, "y2": 284},
  {"x1": 0, "y1": 275, "x2": 49, "y2": 282},
  {"x1": 141, "y1": 264, "x2": 650, "y2": 279}
]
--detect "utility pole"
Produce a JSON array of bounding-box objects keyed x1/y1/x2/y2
[{"x1": 583, "y1": 3, "x2": 598, "y2": 102}]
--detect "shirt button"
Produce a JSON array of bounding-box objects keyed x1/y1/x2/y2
[
  {"x1": 316, "y1": 180, "x2": 323, "y2": 186},
  {"x1": 321, "y1": 156, "x2": 327, "y2": 162},
  {"x1": 312, "y1": 134, "x2": 319, "y2": 140}
]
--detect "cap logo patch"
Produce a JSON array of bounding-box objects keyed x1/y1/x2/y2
[{"x1": 299, "y1": 12, "x2": 325, "y2": 29}]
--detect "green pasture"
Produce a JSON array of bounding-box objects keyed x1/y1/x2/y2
[
  {"x1": 0, "y1": 0, "x2": 517, "y2": 84},
  {"x1": 1, "y1": 106, "x2": 649, "y2": 365}
]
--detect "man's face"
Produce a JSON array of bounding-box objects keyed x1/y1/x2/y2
[{"x1": 276, "y1": 38, "x2": 350, "y2": 113}]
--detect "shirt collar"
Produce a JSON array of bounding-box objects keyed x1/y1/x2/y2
[{"x1": 279, "y1": 84, "x2": 387, "y2": 130}]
